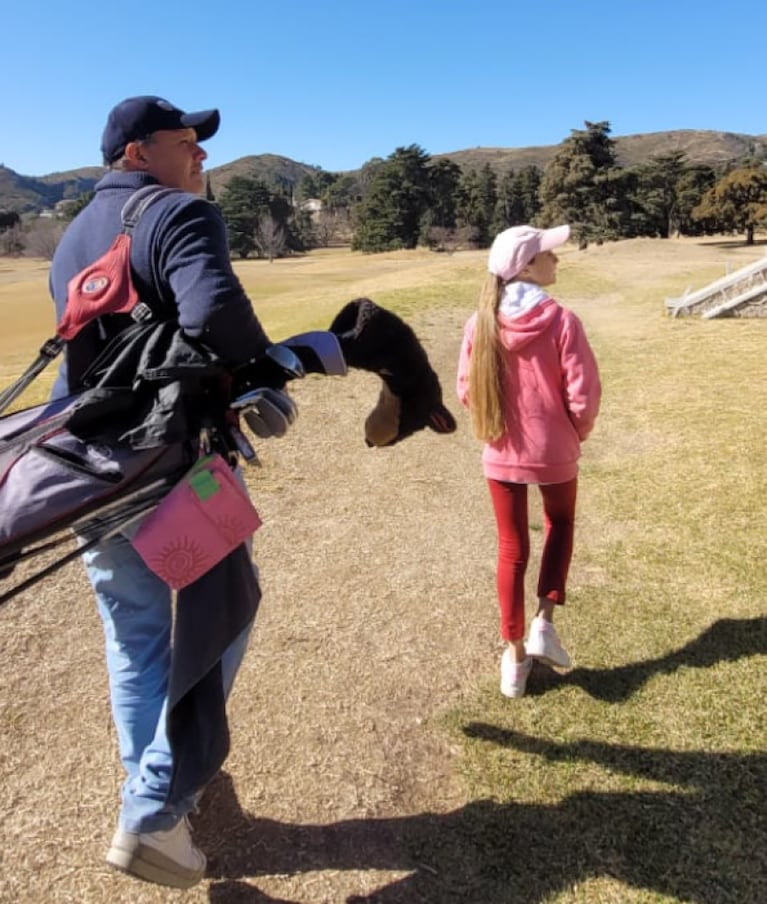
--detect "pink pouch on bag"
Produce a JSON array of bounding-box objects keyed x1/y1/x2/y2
[{"x1": 131, "y1": 454, "x2": 262, "y2": 590}]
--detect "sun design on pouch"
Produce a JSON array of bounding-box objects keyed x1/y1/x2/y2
[
  {"x1": 151, "y1": 538, "x2": 209, "y2": 585},
  {"x1": 213, "y1": 514, "x2": 251, "y2": 547}
]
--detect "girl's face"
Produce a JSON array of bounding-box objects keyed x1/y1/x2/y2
[{"x1": 520, "y1": 250, "x2": 558, "y2": 287}]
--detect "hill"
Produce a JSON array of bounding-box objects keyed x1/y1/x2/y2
[
  {"x1": 0, "y1": 165, "x2": 104, "y2": 213},
  {"x1": 205, "y1": 154, "x2": 321, "y2": 198},
  {"x1": 2, "y1": 129, "x2": 766, "y2": 213},
  {"x1": 0, "y1": 155, "x2": 320, "y2": 214},
  {"x1": 436, "y1": 129, "x2": 767, "y2": 173}
]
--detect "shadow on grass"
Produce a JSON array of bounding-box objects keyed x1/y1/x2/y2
[
  {"x1": 531, "y1": 616, "x2": 767, "y2": 703},
  {"x1": 200, "y1": 723, "x2": 766, "y2": 904},
  {"x1": 695, "y1": 237, "x2": 767, "y2": 249}
]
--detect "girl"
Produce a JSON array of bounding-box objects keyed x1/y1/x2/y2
[{"x1": 457, "y1": 224, "x2": 601, "y2": 697}]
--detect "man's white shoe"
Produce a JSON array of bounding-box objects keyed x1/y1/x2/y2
[
  {"x1": 106, "y1": 815, "x2": 206, "y2": 889},
  {"x1": 525, "y1": 616, "x2": 572, "y2": 669},
  {"x1": 500, "y1": 649, "x2": 533, "y2": 698}
]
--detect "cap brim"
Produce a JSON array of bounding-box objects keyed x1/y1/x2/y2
[
  {"x1": 539, "y1": 224, "x2": 571, "y2": 251},
  {"x1": 181, "y1": 109, "x2": 220, "y2": 142}
]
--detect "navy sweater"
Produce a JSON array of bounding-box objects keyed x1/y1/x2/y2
[
  {"x1": 49, "y1": 171, "x2": 266, "y2": 798},
  {"x1": 50, "y1": 170, "x2": 271, "y2": 395}
]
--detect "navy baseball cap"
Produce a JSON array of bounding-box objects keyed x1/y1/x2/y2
[{"x1": 100, "y1": 95, "x2": 220, "y2": 164}]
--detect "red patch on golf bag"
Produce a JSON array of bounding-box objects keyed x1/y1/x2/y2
[{"x1": 57, "y1": 233, "x2": 140, "y2": 340}]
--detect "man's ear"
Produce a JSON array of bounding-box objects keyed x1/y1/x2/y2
[{"x1": 124, "y1": 141, "x2": 148, "y2": 168}]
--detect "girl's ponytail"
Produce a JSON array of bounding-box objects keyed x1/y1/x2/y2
[{"x1": 468, "y1": 274, "x2": 505, "y2": 441}]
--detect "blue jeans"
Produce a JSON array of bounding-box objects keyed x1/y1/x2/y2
[{"x1": 82, "y1": 530, "x2": 254, "y2": 834}]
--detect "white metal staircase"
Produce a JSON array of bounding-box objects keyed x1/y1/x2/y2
[{"x1": 666, "y1": 254, "x2": 767, "y2": 318}]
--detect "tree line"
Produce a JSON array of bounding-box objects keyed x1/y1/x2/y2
[
  {"x1": 2, "y1": 120, "x2": 766, "y2": 261},
  {"x1": 215, "y1": 120, "x2": 767, "y2": 256}
]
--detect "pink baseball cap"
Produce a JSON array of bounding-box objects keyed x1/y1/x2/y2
[{"x1": 487, "y1": 224, "x2": 570, "y2": 282}]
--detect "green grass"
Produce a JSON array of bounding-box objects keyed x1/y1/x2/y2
[{"x1": 427, "y1": 245, "x2": 767, "y2": 903}]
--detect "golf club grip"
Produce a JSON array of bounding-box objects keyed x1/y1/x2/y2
[
  {"x1": 232, "y1": 355, "x2": 292, "y2": 393},
  {"x1": 232, "y1": 334, "x2": 345, "y2": 395}
]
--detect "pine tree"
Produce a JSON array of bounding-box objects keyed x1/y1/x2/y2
[
  {"x1": 494, "y1": 165, "x2": 542, "y2": 232},
  {"x1": 352, "y1": 145, "x2": 431, "y2": 252},
  {"x1": 218, "y1": 173, "x2": 272, "y2": 258},
  {"x1": 539, "y1": 121, "x2": 621, "y2": 247},
  {"x1": 627, "y1": 151, "x2": 692, "y2": 238},
  {"x1": 457, "y1": 164, "x2": 497, "y2": 246}
]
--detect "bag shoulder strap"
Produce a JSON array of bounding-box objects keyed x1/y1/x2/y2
[{"x1": 120, "y1": 185, "x2": 181, "y2": 234}]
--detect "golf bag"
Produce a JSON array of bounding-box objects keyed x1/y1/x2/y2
[
  {"x1": 0, "y1": 326, "x2": 347, "y2": 606},
  {"x1": 0, "y1": 392, "x2": 192, "y2": 593}
]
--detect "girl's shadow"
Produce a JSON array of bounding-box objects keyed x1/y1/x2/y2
[{"x1": 531, "y1": 615, "x2": 767, "y2": 702}]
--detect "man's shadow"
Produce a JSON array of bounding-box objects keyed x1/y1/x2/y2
[
  {"x1": 529, "y1": 616, "x2": 767, "y2": 702},
  {"x1": 197, "y1": 616, "x2": 766, "y2": 902}
]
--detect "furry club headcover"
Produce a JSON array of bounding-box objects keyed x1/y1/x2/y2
[{"x1": 329, "y1": 297, "x2": 457, "y2": 447}]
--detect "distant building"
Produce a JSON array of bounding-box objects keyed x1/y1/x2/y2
[
  {"x1": 300, "y1": 198, "x2": 323, "y2": 218},
  {"x1": 54, "y1": 199, "x2": 79, "y2": 217}
]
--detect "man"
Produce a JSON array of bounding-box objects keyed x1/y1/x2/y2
[{"x1": 49, "y1": 96, "x2": 276, "y2": 889}]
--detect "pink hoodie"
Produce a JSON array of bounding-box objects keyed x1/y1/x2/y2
[{"x1": 457, "y1": 296, "x2": 601, "y2": 484}]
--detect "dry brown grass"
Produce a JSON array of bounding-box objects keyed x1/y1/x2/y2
[{"x1": 0, "y1": 237, "x2": 765, "y2": 903}]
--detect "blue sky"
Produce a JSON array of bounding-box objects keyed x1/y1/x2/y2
[{"x1": 4, "y1": 0, "x2": 766, "y2": 177}]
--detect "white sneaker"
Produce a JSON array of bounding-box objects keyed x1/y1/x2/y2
[
  {"x1": 106, "y1": 815, "x2": 206, "y2": 889},
  {"x1": 525, "y1": 616, "x2": 572, "y2": 669},
  {"x1": 500, "y1": 649, "x2": 533, "y2": 698}
]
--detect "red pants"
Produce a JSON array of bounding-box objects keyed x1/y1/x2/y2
[{"x1": 487, "y1": 477, "x2": 578, "y2": 642}]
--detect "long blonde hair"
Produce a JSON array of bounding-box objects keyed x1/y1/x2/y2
[{"x1": 468, "y1": 273, "x2": 506, "y2": 441}]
